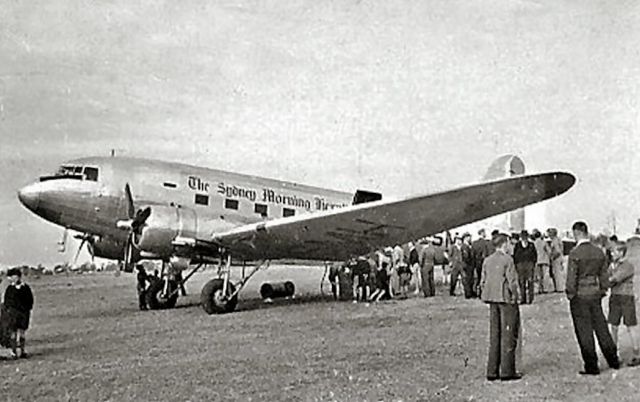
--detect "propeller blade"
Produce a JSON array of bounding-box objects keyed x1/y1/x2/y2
[
  {"x1": 87, "y1": 239, "x2": 95, "y2": 262},
  {"x1": 132, "y1": 207, "x2": 151, "y2": 236},
  {"x1": 124, "y1": 183, "x2": 135, "y2": 220},
  {"x1": 123, "y1": 234, "x2": 135, "y2": 273},
  {"x1": 73, "y1": 238, "x2": 87, "y2": 266}
]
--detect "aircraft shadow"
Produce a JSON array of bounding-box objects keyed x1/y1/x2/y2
[
  {"x1": 236, "y1": 294, "x2": 337, "y2": 312},
  {"x1": 175, "y1": 294, "x2": 338, "y2": 312}
]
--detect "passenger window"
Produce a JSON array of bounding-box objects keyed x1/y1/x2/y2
[
  {"x1": 84, "y1": 167, "x2": 99, "y2": 181},
  {"x1": 225, "y1": 199, "x2": 239, "y2": 210},
  {"x1": 195, "y1": 194, "x2": 209, "y2": 206},
  {"x1": 73, "y1": 166, "x2": 83, "y2": 174},
  {"x1": 283, "y1": 208, "x2": 295, "y2": 217},
  {"x1": 254, "y1": 203, "x2": 268, "y2": 217}
]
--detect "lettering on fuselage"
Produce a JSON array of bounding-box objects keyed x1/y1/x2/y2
[
  {"x1": 218, "y1": 182, "x2": 257, "y2": 202},
  {"x1": 188, "y1": 176, "x2": 210, "y2": 192},
  {"x1": 262, "y1": 188, "x2": 311, "y2": 210},
  {"x1": 190, "y1": 177, "x2": 348, "y2": 211}
]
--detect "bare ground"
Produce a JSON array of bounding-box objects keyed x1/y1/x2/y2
[{"x1": 1, "y1": 266, "x2": 639, "y2": 402}]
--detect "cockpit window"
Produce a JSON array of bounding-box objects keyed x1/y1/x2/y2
[
  {"x1": 56, "y1": 165, "x2": 77, "y2": 176},
  {"x1": 39, "y1": 165, "x2": 99, "y2": 182},
  {"x1": 84, "y1": 167, "x2": 99, "y2": 181}
]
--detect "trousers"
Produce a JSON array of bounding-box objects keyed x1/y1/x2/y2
[
  {"x1": 463, "y1": 264, "x2": 476, "y2": 298},
  {"x1": 569, "y1": 297, "x2": 619, "y2": 372},
  {"x1": 535, "y1": 263, "x2": 552, "y2": 293},
  {"x1": 450, "y1": 265, "x2": 463, "y2": 295},
  {"x1": 516, "y1": 261, "x2": 535, "y2": 304},
  {"x1": 550, "y1": 258, "x2": 565, "y2": 292},
  {"x1": 138, "y1": 290, "x2": 147, "y2": 310},
  {"x1": 474, "y1": 263, "x2": 483, "y2": 297},
  {"x1": 487, "y1": 303, "x2": 520, "y2": 378},
  {"x1": 420, "y1": 265, "x2": 435, "y2": 297}
]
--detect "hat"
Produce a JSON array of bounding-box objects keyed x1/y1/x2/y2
[{"x1": 6, "y1": 268, "x2": 22, "y2": 277}]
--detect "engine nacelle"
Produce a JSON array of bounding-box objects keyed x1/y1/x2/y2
[
  {"x1": 169, "y1": 256, "x2": 191, "y2": 271},
  {"x1": 134, "y1": 205, "x2": 197, "y2": 258},
  {"x1": 92, "y1": 237, "x2": 130, "y2": 261}
]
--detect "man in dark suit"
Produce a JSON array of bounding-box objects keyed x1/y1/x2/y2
[
  {"x1": 461, "y1": 233, "x2": 476, "y2": 298},
  {"x1": 513, "y1": 230, "x2": 537, "y2": 304},
  {"x1": 566, "y1": 221, "x2": 620, "y2": 375},
  {"x1": 448, "y1": 237, "x2": 465, "y2": 296},
  {"x1": 472, "y1": 229, "x2": 492, "y2": 297}
]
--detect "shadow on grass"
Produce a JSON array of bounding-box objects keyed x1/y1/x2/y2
[{"x1": 174, "y1": 294, "x2": 339, "y2": 313}]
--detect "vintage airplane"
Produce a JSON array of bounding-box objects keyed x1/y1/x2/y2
[{"x1": 17, "y1": 156, "x2": 575, "y2": 314}]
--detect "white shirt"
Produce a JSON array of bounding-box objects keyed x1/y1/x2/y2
[{"x1": 577, "y1": 238, "x2": 590, "y2": 246}]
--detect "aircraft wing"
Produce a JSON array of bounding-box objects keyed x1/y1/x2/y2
[{"x1": 207, "y1": 172, "x2": 575, "y2": 261}]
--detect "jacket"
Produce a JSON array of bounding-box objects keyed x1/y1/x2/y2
[
  {"x1": 420, "y1": 246, "x2": 437, "y2": 270},
  {"x1": 408, "y1": 247, "x2": 420, "y2": 266},
  {"x1": 471, "y1": 238, "x2": 492, "y2": 267},
  {"x1": 609, "y1": 259, "x2": 635, "y2": 296},
  {"x1": 3, "y1": 283, "x2": 34, "y2": 313},
  {"x1": 566, "y1": 241, "x2": 609, "y2": 300},
  {"x1": 534, "y1": 238, "x2": 551, "y2": 265},
  {"x1": 448, "y1": 245, "x2": 466, "y2": 269},
  {"x1": 480, "y1": 250, "x2": 519, "y2": 304},
  {"x1": 549, "y1": 237, "x2": 563, "y2": 262},
  {"x1": 513, "y1": 241, "x2": 537, "y2": 264}
]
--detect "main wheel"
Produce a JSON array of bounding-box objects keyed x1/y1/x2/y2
[
  {"x1": 201, "y1": 278, "x2": 238, "y2": 314},
  {"x1": 146, "y1": 279, "x2": 179, "y2": 310}
]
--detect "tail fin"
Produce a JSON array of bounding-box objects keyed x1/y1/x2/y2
[
  {"x1": 483, "y1": 154, "x2": 525, "y2": 181},
  {"x1": 481, "y1": 154, "x2": 526, "y2": 232}
]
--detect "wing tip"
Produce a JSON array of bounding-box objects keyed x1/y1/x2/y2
[{"x1": 543, "y1": 171, "x2": 576, "y2": 197}]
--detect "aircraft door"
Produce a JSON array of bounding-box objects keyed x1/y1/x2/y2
[{"x1": 176, "y1": 206, "x2": 198, "y2": 240}]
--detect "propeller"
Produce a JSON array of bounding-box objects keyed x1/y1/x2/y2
[
  {"x1": 72, "y1": 234, "x2": 96, "y2": 266},
  {"x1": 119, "y1": 183, "x2": 151, "y2": 272}
]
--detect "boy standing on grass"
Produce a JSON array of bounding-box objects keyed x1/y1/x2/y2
[
  {"x1": 608, "y1": 241, "x2": 640, "y2": 366},
  {"x1": 3, "y1": 268, "x2": 34, "y2": 359}
]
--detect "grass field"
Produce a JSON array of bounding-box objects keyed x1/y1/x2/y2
[{"x1": 1, "y1": 266, "x2": 639, "y2": 402}]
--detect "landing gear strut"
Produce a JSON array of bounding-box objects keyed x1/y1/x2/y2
[
  {"x1": 146, "y1": 261, "x2": 203, "y2": 310},
  {"x1": 201, "y1": 254, "x2": 269, "y2": 315},
  {"x1": 146, "y1": 278, "x2": 178, "y2": 309}
]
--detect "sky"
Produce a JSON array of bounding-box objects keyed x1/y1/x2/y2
[{"x1": 1, "y1": 0, "x2": 639, "y2": 266}]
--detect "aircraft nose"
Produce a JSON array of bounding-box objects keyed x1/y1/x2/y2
[{"x1": 18, "y1": 183, "x2": 41, "y2": 211}]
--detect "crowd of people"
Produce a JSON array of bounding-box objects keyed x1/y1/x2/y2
[
  {"x1": 1, "y1": 220, "x2": 638, "y2": 382},
  {"x1": 326, "y1": 226, "x2": 568, "y2": 304},
  {"x1": 327, "y1": 221, "x2": 640, "y2": 381}
]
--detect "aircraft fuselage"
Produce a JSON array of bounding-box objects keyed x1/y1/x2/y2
[{"x1": 18, "y1": 157, "x2": 353, "y2": 261}]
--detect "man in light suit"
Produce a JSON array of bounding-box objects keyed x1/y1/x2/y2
[
  {"x1": 533, "y1": 229, "x2": 552, "y2": 293},
  {"x1": 566, "y1": 221, "x2": 620, "y2": 375},
  {"x1": 480, "y1": 233, "x2": 521, "y2": 381},
  {"x1": 419, "y1": 239, "x2": 436, "y2": 297},
  {"x1": 548, "y1": 228, "x2": 565, "y2": 292}
]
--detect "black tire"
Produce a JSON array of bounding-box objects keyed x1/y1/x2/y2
[
  {"x1": 146, "y1": 279, "x2": 179, "y2": 310},
  {"x1": 201, "y1": 278, "x2": 238, "y2": 314}
]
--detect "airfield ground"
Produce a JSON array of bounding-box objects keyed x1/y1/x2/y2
[{"x1": 0, "y1": 266, "x2": 639, "y2": 402}]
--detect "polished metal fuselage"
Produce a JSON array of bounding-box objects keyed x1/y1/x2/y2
[{"x1": 18, "y1": 156, "x2": 353, "y2": 261}]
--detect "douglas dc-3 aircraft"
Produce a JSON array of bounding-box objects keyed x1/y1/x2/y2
[{"x1": 17, "y1": 156, "x2": 575, "y2": 314}]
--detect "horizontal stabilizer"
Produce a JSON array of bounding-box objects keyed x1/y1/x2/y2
[{"x1": 352, "y1": 190, "x2": 382, "y2": 205}]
